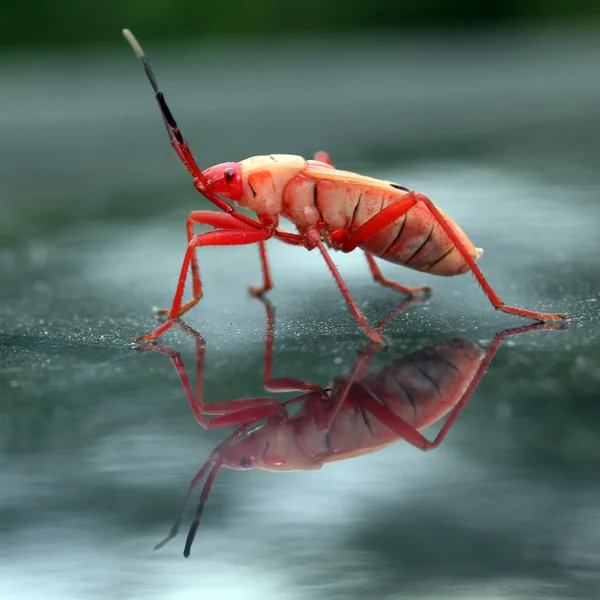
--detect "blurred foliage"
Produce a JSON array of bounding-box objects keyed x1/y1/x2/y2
[{"x1": 3, "y1": 0, "x2": 600, "y2": 52}]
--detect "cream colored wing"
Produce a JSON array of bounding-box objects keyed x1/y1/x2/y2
[{"x1": 304, "y1": 160, "x2": 410, "y2": 194}]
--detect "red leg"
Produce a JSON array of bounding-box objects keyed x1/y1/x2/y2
[
  {"x1": 153, "y1": 211, "x2": 258, "y2": 321},
  {"x1": 373, "y1": 295, "x2": 430, "y2": 331},
  {"x1": 341, "y1": 190, "x2": 568, "y2": 324},
  {"x1": 311, "y1": 235, "x2": 387, "y2": 346},
  {"x1": 248, "y1": 241, "x2": 274, "y2": 297},
  {"x1": 137, "y1": 321, "x2": 286, "y2": 427},
  {"x1": 338, "y1": 192, "x2": 419, "y2": 252},
  {"x1": 365, "y1": 253, "x2": 432, "y2": 298},
  {"x1": 274, "y1": 229, "x2": 305, "y2": 246},
  {"x1": 185, "y1": 212, "x2": 256, "y2": 304},
  {"x1": 140, "y1": 297, "x2": 321, "y2": 429},
  {"x1": 134, "y1": 227, "x2": 273, "y2": 345},
  {"x1": 164, "y1": 211, "x2": 297, "y2": 308},
  {"x1": 355, "y1": 321, "x2": 566, "y2": 451}
]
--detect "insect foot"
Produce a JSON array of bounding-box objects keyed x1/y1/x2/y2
[
  {"x1": 537, "y1": 311, "x2": 570, "y2": 326},
  {"x1": 368, "y1": 330, "x2": 389, "y2": 348},
  {"x1": 248, "y1": 285, "x2": 272, "y2": 298},
  {"x1": 544, "y1": 316, "x2": 570, "y2": 331},
  {"x1": 130, "y1": 336, "x2": 157, "y2": 352},
  {"x1": 153, "y1": 306, "x2": 171, "y2": 323},
  {"x1": 494, "y1": 303, "x2": 570, "y2": 327},
  {"x1": 410, "y1": 285, "x2": 433, "y2": 300}
]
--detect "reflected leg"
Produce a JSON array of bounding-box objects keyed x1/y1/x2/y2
[
  {"x1": 339, "y1": 190, "x2": 568, "y2": 324},
  {"x1": 365, "y1": 253, "x2": 432, "y2": 298},
  {"x1": 134, "y1": 227, "x2": 273, "y2": 344},
  {"x1": 256, "y1": 297, "x2": 323, "y2": 393},
  {"x1": 137, "y1": 320, "x2": 286, "y2": 428}
]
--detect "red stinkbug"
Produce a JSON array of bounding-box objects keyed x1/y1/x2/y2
[{"x1": 123, "y1": 29, "x2": 567, "y2": 346}]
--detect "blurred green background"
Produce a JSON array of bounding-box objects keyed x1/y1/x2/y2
[{"x1": 3, "y1": 0, "x2": 600, "y2": 52}]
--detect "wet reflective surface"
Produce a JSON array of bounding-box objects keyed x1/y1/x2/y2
[
  {"x1": 138, "y1": 302, "x2": 569, "y2": 561},
  {"x1": 2, "y1": 29, "x2": 600, "y2": 599}
]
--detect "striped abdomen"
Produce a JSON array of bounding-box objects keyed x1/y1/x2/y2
[
  {"x1": 297, "y1": 176, "x2": 481, "y2": 277},
  {"x1": 237, "y1": 156, "x2": 482, "y2": 277}
]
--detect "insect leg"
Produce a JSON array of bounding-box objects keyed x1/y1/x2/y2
[
  {"x1": 312, "y1": 238, "x2": 386, "y2": 345},
  {"x1": 373, "y1": 295, "x2": 431, "y2": 331},
  {"x1": 355, "y1": 321, "x2": 565, "y2": 451},
  {"x1": 364, "y1": 253, "x2": 432, "y2": 298},
  {"x1": 187, "y1": 211, "x2": 256, "y2": 299},
  {"x1": 134, "y1": 228, "x2": 273, "y2": 345},
  {"x1": 152, "y1": 211, "x2": 258, "y2": 322},
  {"x1": 178, "y1": 212, "x2": 300, "y2": 303},
  {"x1": 414, "y1": 193, "x2": 568, "y2": 323},
  {"x1": 315, "y1": 151, "x2": 422, "y2": 308},
  {"x1": 249, "y1": 241, "x2": 273, "y2": 297},
  {"x1": 136, "y1": 320, "x2": 286, "y2": 427},
  {"x1": 340, "y1": 191, "x2": 421, "y2": 252},
  {"x1": 274, "y1": 230, "x2": 305, "y2": 246},
  {"x1": 250, "y1": 227, "x2": 308, "y2": 296},
  {"x1": 342, "y1": 191, "x2": 568, "y2": 324}
]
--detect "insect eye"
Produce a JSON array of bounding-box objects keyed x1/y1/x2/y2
[
  {"x1": 224, "y1": 168, "x2": 235, "y2": 183},
  {"x1": 240, "y1": 458, "x2": 251, "y2": 470}
]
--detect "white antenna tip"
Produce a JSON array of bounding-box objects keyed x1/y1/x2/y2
[{"x1": 122, "y1": 28, "x2": 145, "y2": 60}]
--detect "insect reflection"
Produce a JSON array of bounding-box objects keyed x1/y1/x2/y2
[{"x1": 139, "y1": 299, "x2": 565, "y2": 557}]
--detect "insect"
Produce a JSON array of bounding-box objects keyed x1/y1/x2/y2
[
  {"x1": 139, "y1": 296, "x2": 565, "y2": 557},
  {"x1": 123, "y1": 29, "x2": 568, "y2": 347}
]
